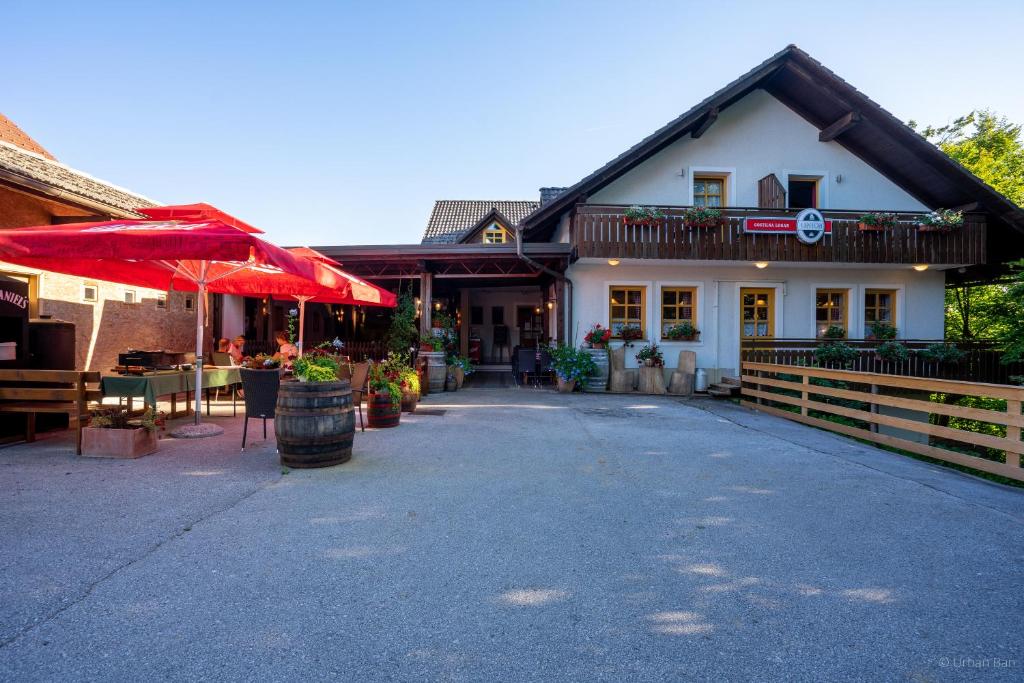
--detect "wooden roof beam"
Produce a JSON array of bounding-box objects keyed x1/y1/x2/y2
[
  {"x1": 818, "y1": 111, "x2": 862, "y2": 141},
  {"x1": 690, "y1": 108, "x2": 719, "y2": 138}
]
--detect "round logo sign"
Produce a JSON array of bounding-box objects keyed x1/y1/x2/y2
[{"x1": 795, "y1": 208, "x2": 826, "y2": 244}]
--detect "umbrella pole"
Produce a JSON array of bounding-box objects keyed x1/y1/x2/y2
[
  {"x1": 194, "y1": 277, "x2": 207, "y2": 424},
  {"x1": 298, "y1": 298, "x2": 307, "y2": 356}
]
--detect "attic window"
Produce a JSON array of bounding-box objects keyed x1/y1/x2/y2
[{"x1": 483, "y1": 223, "x2": 508, "y2": 244}]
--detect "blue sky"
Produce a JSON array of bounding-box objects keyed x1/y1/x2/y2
[{"x1": 6, "y1": 1, "x2": 1023, "y2": 245}]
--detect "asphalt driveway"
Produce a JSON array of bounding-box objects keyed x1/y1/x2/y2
[{"x1": 1, "y1": 389, "x2": 1022, "y2": 682}]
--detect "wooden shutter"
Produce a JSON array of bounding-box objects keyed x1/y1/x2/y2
[{"x1": 758, "y1": 174, "x2": 786, "y2": 209}]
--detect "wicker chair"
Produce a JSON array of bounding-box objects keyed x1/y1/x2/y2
[
  {"x1": 349, "y1": 361, "x2": 370, "y2": 432},
  {"x1": 240, "y1": 368, "x2": 281, "y2": 450}
]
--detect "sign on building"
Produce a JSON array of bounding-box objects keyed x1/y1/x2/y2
[{"x1": 743, "y1": 208, "x2": 832, "y2": 244}]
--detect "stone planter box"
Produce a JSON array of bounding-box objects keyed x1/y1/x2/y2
[{"x1": 81, "y1": 427, "x2": 158, "y2": 459}]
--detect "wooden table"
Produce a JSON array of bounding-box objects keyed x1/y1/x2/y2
[{"x1": 101, "y1": 367, "x2": 241, "y2": 418}]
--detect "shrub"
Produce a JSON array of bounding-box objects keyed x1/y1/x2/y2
[
  {"x1": 876, "y1": 341, "x2": 910, "y2": 363},
  {"x1": 550, "y1": 345, "x2": 597, "y2": 383},
  {"x1": 814, "y1": 342, "x2": 859, "y2": 367},
  {"x1": 919, "y1": 343, "x2": 965, "y2": 364}
]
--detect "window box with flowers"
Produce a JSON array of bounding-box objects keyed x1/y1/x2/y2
[
  {"x1": 917, "y1": 208, "x2": 964, "y2": 233},
  {"x1": 618, "y1": 323, "x2": 644, "y2": 346},
  {"x1": 857, "y1": 212, "x2": 898, "y2": 232},
  {"x1": 681, "y1": 207, "x2": 723, "y2": 229},
  {"x1": 623, "y1": 205, "x2": 665, "y2": 226},
  {"x1": 663, "y1": 321, "x2": 700, "y2": 342}
]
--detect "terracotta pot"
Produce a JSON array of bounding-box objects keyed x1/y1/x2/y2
[
  {"x1": 454, "y1": 366, "x2": 465, "y2": 388},
  {"x1": 557, "y1": 378, "x2": 575, "y2": 393},
  {"x1": 81, "y1": 427, "x2": 158, "y2": 459},
  {"x1": 857, "y1": 222, "x2": 890, "y2": 232},
  {"x1": 667, "y1": 334, "x2": 699, "y2": 342}
]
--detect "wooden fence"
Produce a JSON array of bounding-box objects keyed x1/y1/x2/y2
[
  {"x1": 740, "y1": 361, "x2": 1024, "y2": 482},
  {"x1": 741, "y1": 339, "x2": 1023, "y2": 385}
]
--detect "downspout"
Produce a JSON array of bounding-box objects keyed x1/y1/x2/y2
[{"x1": 515, "y1": 226, "x2": 573, "y2": 344}]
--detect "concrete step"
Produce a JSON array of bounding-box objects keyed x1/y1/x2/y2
[
  {"x1": 707, "y1": 382, "x2": 740, "y2": 398},
  {"x1": 720, "y1": 376, "x2": 741, "y2": 387}
]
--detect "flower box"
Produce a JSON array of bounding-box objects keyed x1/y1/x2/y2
[
  {"x1": 623, "y1": 217, "x2": 661, "y2": 227},
  {"x1": 684, "y1": 219, "x2": 722, "y2": 229},
  {"x1": 81, "y1": 426, "x2": 158, "y2": 459},
  {"x1": 917, "y1": 224, "x2": 953, "y2": 233},
  {"x1": 857, "y1": 222, "x2": 891, "y2": 232}
]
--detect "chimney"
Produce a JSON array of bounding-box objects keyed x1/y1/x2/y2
[{"x1": 539, "y1": 187, "x2": 568, "y2": 206}]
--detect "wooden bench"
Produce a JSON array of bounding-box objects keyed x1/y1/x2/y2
[{"x1": 0, "y1": 370, "x2": 102, "y2": 454}]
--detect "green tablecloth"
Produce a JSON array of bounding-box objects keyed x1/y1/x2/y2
[{"x1": 101, "y1": 368, "x2": 241, "y2": 407}]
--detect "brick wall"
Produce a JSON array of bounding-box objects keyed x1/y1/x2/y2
[{"x1": 0, "y1": 185, "x2": 203, "y2": 370}]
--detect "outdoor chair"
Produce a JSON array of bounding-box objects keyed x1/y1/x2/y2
[
  {"x1": 239, "y1": 368, "x2": 280, "y2": 450},
  {"x1": 514, "y1": 347, "x2": 537, "y2": 387},
  {"x1": 349, "y1": 361, "x2": 370, "y2": 432}
]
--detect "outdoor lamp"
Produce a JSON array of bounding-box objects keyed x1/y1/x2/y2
[
  {"x1": 608, "y1": 258, "x2": 620, "y2": 266},
  {"x1": 546, "y1": 300, "x2": 554, "y2": 310},
  {"x1": 754, "y1": 261, "x2": 769, "y2": 269},
  {"x1": 913, "y1": 264, "x2": 929, "y2": 272}
]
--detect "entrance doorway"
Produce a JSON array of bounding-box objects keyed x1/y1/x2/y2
[
  {"x1": 740, "y1": 288, "x2": 774, "y2": 340},
  {"x1": 516, "y1": 305, "x2": 545, "y2": 348}
]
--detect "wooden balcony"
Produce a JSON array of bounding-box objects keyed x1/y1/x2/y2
[{"x1": 571, "y1": 205, "x2": 986, "y2": 265}]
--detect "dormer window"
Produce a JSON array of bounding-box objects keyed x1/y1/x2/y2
[{"x1": 483, "y1": 223, "x2": 509, "y2": 244}]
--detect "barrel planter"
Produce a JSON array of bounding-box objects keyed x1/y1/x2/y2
[
  {"x1": 367, "y1": 392, "x2": 401, "y2": 428},
  {"x1": 401, "y1": 389, "x2": 419, "y2": 414},
  {"x1": 582, "y1": 347, "x2": 609, "y2": 392},
  {"x1": 275, "y1": 379, "x2": 354, "y2": 468},
  {"x1": 422, "y1": 351, "x2": 447, "y2": 393}
]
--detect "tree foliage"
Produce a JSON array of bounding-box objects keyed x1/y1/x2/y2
[
  {"x1": 911, "y1": 110, "x2": 1024, "y2": 206},
  {"x1": 385, "y1": 290, "x2": 419, "y2": 356}
]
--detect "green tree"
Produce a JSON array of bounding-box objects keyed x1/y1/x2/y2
[
  {"x1": 912, "y1": 111, "x2": 1024, "y2": 350},
  {"x1": 912, "y1": 110, "x2": 1024, "y2": 206},
  {"x1": 385, "y1": 290, "x2": 419, "y2": 356}
]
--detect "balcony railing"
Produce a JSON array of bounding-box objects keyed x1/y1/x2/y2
[
  {"x1": 571, "y1": 205, "x2": 986, "y2": 265},
  {"x1": 741, "y1": 338, "x2": 1022, "y2": 385}
]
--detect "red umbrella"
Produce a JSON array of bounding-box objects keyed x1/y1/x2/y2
[
  {"x1": 286, "y1": 247, "x2": 396, "y2": 355},
  {"x1": 0, "y1": 215, "x2": 349, "y2": 430}
]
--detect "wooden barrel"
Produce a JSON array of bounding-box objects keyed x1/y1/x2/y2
[
  {"x1": 583, "y1": 347, "x2": 609, "y2": 392},
  {"x1": 275, "y1": 379, "x2": 354, "y2": 468},
  {"x1": 401, "y1": 390, "x2": 418, "y2": 414},
  {"x1": 422, "y1": 351, "x2": 447, "y2": 393},
  {"x1": 367, "y1": 392, "x2": 401, "y2": 428}
]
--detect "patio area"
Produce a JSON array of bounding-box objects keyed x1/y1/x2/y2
[{"x1": 1, "y1": 389, "x2": 1022, "y2": 680}]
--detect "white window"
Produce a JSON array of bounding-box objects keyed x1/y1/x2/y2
[
  {"x1": 124, "y1": 290, "x2": 136, "y2": 304},
  {"x1": 82, "y1": 284, "x2": 98, "y2": 303}
]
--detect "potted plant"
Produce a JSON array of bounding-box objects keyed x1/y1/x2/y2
[
  {"x1": 583, "y1": 323, "x2": 612, "y2": 349},
  {"x1": 82, "y1": 406, "x2": 164, "y2": 459},
  {"x1": 367, "y1": 355, "x2": 403, "y2": 428},
  {"x1": 918, "y1": 342, "x2": 965, "y2": 365},
  {"x1": 419, "y1": 333, "x2": 445, "y2": 353},
  {"x1": 875, "y1": 340, "x2": 910, "y2": 363},
  {"x1": 664, "y1": 321, "x2": 700, "y2": 341},
  {"x1": 618, "y1": 323, "x2": 643, "y2": 346},
  {"x1": 623, "y1": 205, "x2": 665, "y2": 226},
  {"x1": 813, "y1": 341, "x2": 860, "y2": 368},
  {"x1": 550, "y1": 344, "x2": 597, "y2": 393},
  {"x1": 292, "y1": 354, "x2": 338, "y2": 382},
  {"x1": 681, "y1": 207, "x2": 723, "y2": 228},
  {"x1": 240, "y1": 353, "x2": 281, "y2": 371},
  {"x1": 865, "y1": 320, "x2": 897, "y2": 341},
  {"x1": 399, "y1": 367, "x2": 420, "y2": 413},
  {"x1": 918, "y1": 208, "x2": 964, "y2": 233},
  {"x1": 857, "y1": 212, "x2": 898, "y2": 232},
  {"x1": 821, "y1": 325, "x2": 846, "y2": 340},
  {"x1": 635, "y1": 343, "x2": 665, "y2": 368},
  {"x1": 447, "y1": 355, "x2": 474, "y2": 389}
]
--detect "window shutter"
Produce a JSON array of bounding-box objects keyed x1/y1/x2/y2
[{"x1": 757, "y1": 174, "x2": 786, "y2": 209}]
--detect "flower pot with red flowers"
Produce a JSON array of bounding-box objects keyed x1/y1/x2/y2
[
  {"x1": 917, "y1": 208, "x2": 964, "y2": 233},
  {"x1": 857, "y1": 212, "x2": 898, "y2": 232},
  {"x1": 681, "y1": 207, "x2": 723, "y2": 229},
  {"x1": 623, "y1": 205, "x2": 665, "y2": 226},
  {"x1": 366, "y1": 355, "x2": 406, "y2": 428},
  {"x1": 583, "y1": 323, "x2": 612, "y2": 349}
]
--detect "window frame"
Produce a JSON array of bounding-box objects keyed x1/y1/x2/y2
[
  {"x1": 659, "y1": 286, "x2": 698, "y2": 340},
  {"x1": 814, "y1": 288, "x2": 848, "y2": 338},
  {"x1": 783, "y1": 170, "x2": 828, "y2": 209},
  {"x1": 482, "y1": 223, "x2": 509, "y2": 244},
  {"x1": 124, "y1": 290, "x2": 137, "y2": 305},
  {"x1": 692, "y1": 175, "x2": 727, "y2": 208},
  {"x1": 184, "y1": 295, "x2": 196, "y2": 312},
  {"x1": 82, "y1": 283, "x2": 98, "y2": 303},
  {"x1": 739, "y1": 288, "x2": 775, "y2": 340},
  {"x1": 608, "y1": 285, "x2": 646, "y2": 338},
  {"x1": 864, "y1": 288, "x2": 897, "y2": 337},
  {"x1": 156, "y1": 293, "x2": 167, "y2": 309}
]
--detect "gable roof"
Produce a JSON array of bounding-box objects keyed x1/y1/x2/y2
[
  {"x1": 520, "y1": 45, "x2": 1024, "y2": 250},
  {"x1": 0, "y1": 114, "x2": 55, "y2": 160},
  {"x1": 422, "y1": 199, "x2": 539, "y2": 243},
  {"x1": 0, "y1": 139, "x2": 158, "y2": 217}
]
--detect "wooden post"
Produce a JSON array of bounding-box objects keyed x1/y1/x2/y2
[
  {"x1": 554, "y1": 278, "x2": 565, "y2": 345},
  {"x1": 419, "y1": 271, "x2": 433, "y2": 336},
  {"x1": 459, "y1": 288, "x2": 470, "y2": 357},
  {"x1": 1008, "y1": 399, "x2": 1022, "y2": 469},
  {"x1": 801, "y1": 375, "x2": 809, "y2": 416},
  {"x1": 870, "y1": 384, "x2": 879, "y2": 433}
]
